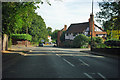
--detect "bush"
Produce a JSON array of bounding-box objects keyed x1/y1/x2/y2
[
  {"x1": 63, "y1": 41, "x2": 73, "y2": 48},
  {"x1": 73, "y1": 34, "x2": 89, "y2": 48},
  {"x1": 96, "y1": 43, "x2": 107, "y2": 48},
  {"x1": 95, "y1": 37, "x2": 103, "y2": 43},
  {"x1": 104, "y1": 39, "x2": 120, "y2": 47},
  {"x1": 88, "y1": 37, "x2": 104, "y2": 48},
  {"x1": 11, "y1": 34, "x2": 32, "y2": 41}
]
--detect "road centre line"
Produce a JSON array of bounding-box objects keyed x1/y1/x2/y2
[
  {"x1": 84, "y1": 73, "x2": 95, "y2": 80},
  {"x1": 79, "y1": 59, "x2": 90, "y2": 67},
  {"x1": 97, "y1": 73, "x2": 107, "y2": 80},
  {"x1": 63, "y1": 58, "x2": 75, "y2": 67}
]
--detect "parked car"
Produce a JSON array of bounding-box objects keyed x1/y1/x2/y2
[{"x1": 39, "y1": 43, "x2": 44, "y2": 47}]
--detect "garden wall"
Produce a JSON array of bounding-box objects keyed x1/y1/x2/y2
[{"x1": 92, "y1": 48, "x2": 120, "y2": 56}]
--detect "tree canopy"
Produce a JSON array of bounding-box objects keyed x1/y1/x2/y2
[
  {"x1": 95, "y1": 1, "x2": 120, "y2": 31},
  {"x1": 2, "y1": 2, "x2": 49, "y2": 43},
  {"x1": 51, "y1": 30, "x2": 59, "y2": 41}
]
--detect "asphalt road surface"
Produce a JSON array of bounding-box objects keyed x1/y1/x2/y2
[{"x1": 2, "y1": 46, "x2": 120, "y2": 79}]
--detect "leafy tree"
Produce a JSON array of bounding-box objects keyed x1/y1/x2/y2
[
  {"x1": 2, "y1": 2, "x2": 40, "y2": 35},
  {"x1": 47, "y1": 27, "x2": 52, "y2": 36},
  {"x1": 73, "y1": 34, "x2": 89, "y2": 48},
  {"x1": 95, "y1": 1, "x2": 120, "y2": 31},
  {"x1": 51, "y1": 30, "x2": 59, "y2": 41},
  {"x1": 29, "y1": 13, "x2": 48, "y2": 42}
]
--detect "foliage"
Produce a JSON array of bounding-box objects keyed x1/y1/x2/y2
[
  {"x1": 60, "y1": 31, "x2": 65, "y2": 42},
  {"x1": 2, "y1": 2, "x2": 50, "y2": 43},
  {"x1": 73, "y1": 34, "x2": 89, "y2": 48},
  {"x1": 104, "y1": 39, "x2": 120, "y2": 47},
  {"x1": 96, "y1": 43, "x2": 107, "y2": 48},
  {"x1": 95, "y1": 37, "x2": 103, "y2": 43},
  {"x1": 107, "y1": 30, "x2": 120, "y2": 39},
  {"x1": 88, "y1": 37, "x2": 104, "y2": 48},
  {"x1": 95, "y1": 2, "x2": 120, "y2": 31},
  {"x1": 51, "y1": 30, "x2": 59, "y2": 41},
  {"x1": 11, "y1": 34, "x2": 32, "y2": 41},
  {"x1": 2, "y1": 2, "x2": 40, "y2": 35},
  {"x1": 28, "y1": 14, "x2": 48, "y2": 42},
  {"x1": 47, "y1": 27, "x2": 52, "y2": 36},
  {"x1": 63, "y1": 41, "x2": 73, "y2": 48}
]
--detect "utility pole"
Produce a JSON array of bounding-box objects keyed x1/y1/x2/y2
[{"x1": 90, "y1": 0, "x2": 94, "y2": 51}]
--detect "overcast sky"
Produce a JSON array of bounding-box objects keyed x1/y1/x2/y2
[{"x1": 35, "y1": 0, "x2": 103, "y2": 31}]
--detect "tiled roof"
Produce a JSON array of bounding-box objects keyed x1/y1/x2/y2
[{"x1": 65, "y1": 22, "x2": 89, "y2": 33}]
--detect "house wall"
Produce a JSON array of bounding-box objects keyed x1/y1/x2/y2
[
  {"x1": 65, "y1": 33, "x2": 75, "y2": 40},
  {"x1": 94, "y1": 25, "x2": 102, "y2": 31},
  {"x1": 65, "y1": 25, "x2": 107, "y2": 40}
]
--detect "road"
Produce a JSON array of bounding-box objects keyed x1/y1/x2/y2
[{"x1": 2, "y1": 46, "x2": 120, "y2": 79}]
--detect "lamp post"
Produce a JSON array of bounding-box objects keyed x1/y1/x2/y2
[{"x1": 90, "y1": 0, "x2": 94, "y2": 51}]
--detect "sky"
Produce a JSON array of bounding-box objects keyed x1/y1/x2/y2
[{"x1": 35, "y1": 0, "x2": 103, "y2": 31}]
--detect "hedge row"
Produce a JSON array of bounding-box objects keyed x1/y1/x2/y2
[
  {"x1": 104, "y1": 39, "x2": 120, "y2": 46},
  {"x1": 11, "y1": 34, "x2": 32, "y2": 41}
]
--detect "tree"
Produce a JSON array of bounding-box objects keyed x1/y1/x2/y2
[
  {"x1": 2, "y1": 2, "x2": 40, "y2": 35},
  {"x1": 51, "y1": 30, "x2": 59, "y2": 41},
  {"x1": 29, "y1": 13, "x2": 48, "y2": 42},
  {"x1": 73, "y1": 34, "x2": 89, "y2": 48},
  {"x1": 95, "y1": 1, "x2": 120, "y2": 31},
  {"x1": 47, "y1": 27, "x2": 52, "y2": 36}
]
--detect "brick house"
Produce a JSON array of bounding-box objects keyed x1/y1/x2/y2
[
  {"x1": 57, "y1": 25, "x2": 67, "y2": 46},
  {"x1": 65, "y1": 14, "x2": 107, "y2": 41}
]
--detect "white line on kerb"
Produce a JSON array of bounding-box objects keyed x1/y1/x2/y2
[
  {"x1": 84, "y1": 73, "x2": 95, "y2": 80},
  {"x1": 79, "y1": 59, "x2": 90, "y2": 67},
  {"x1": 97, "y1": 73, "x2": 107, "y2": 80},
  {"x1": 63, "y1": 58, "x2": 75, "y2": 67}
]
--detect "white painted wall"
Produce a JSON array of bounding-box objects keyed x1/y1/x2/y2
[
  {"x1": 65, "y1": 26, "x2": 106, "y2": 40},
  {"x1": 65, "y1": 33, "x2": 76, "y2": 40},
  {"x1": 94, "y1": 25, "x2": 102, "y2": 31}
]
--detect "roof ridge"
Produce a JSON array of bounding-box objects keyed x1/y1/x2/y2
[{"x1": 71, "y1": 22, "x2": 89, "y2": 25}]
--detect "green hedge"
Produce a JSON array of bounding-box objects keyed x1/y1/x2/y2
[
  {"x1": 11, "y1": 34, "x2": 32, "y2": 41},
  {"x1": 104, "y1": 39, "x2": 120, "y2": 47}
]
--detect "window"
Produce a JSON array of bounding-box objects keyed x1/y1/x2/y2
[
  {"x1": 66, "y1": 33, "x2": 68, "y2": 36},
  {"x1": 73, "y1": 33, "x2": 77, "y2": 36},
  {"x1": 96, "y1": 34, "x2": 98, "y2": 36}
]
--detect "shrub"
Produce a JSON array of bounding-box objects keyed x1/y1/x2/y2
[
  {"x1": 11, "y1": 34, "x2": 32, "y2": 41},
  {"x1": 95, "y1": 37, "x2": 103, "y2": 43},
  {"x1": 73, "y1": 34, "x2": 89, "y2": 48},
  {"x1": 96, "y1": 43, "x2": 107, "y2": 48},
  {"x1": 104, "y1": 39, "x2": 120, "y2": 47},
  {"x1": 63, "y1": 41, "x2": 73, "y2": 48}
]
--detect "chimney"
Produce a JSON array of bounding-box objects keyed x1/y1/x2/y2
[
  {"x1": 64, "y1": 25, "x2": 67, "y2": 31},
  {"x1": 89, "y1": 14, "x2": 95, "y2": 36}
]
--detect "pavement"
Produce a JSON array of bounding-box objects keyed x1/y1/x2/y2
[
  {"x1": 80, "y1": 50, "x2": 119, "y2": 59},
  {"x1": 2, "y1": 46, "x2": 32, "y2": 71}
]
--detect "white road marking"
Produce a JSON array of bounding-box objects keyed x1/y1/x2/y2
[
  {"x1": 84, "y1": 73, "x2": 95, "y2": 80},
  {"x1": 79, "y1": 59, "x2": 90, "y2": 67},
  {"x1": 97, "y1": 73, "x2": 107, "y2": 80},
  {"x1": 63, "y1": 58, "x2": 75, "y2": 67},
  {"x1": 56, "y1": 54, "x2": 61, "y2": 57}
]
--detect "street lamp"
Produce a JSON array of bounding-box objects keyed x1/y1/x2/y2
[{"x1": 90, "y1": 0, "x2": 94, "y2": 51}]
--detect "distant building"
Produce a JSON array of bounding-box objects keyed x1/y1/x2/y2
[
  {"x1": 48, "y1": 36, "x2": 52, "y2": 42},
  {"x1": 65, "y1": 14, "x2": 107, "y2": 41}
]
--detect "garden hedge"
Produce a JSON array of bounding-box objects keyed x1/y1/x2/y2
[
  {"x1": 104, "y1": 39, "x2": 120, "y2": 46},
  {"x1": 11, "y1": 34, "x2": 32, "y2": 41}
]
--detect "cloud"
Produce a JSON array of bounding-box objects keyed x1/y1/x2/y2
[{"x1": 35, "y1": 0, "x2": 102, "y2": 31}]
